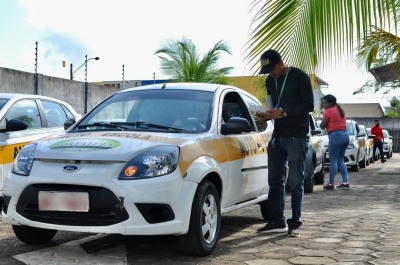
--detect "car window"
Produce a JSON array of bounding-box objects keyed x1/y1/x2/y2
[
  {"x1": 41, "y1": 100, "x2": 69, "y2": 127},
  {"x1": 78, "y1": 89, "x2": 214, "y2": 133},
  {"x1": 346, "y1": 121, "x2": 355, "y2": 135},
  {"x1": 5, "y1": 99, "x2": 41, "y2": 129},
  {"x1": 0, "y1": 98, "x2": 9, "y2": 110},
  {"x1": 241, "y1": 93, "x2": 267, "y2": 132},
  {"x1": 222, "y1": 92, "x2": 255, "y2": 133}
]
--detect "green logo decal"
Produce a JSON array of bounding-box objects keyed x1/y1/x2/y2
[{"x1": 49, "y1": 138, "x2": 121, "y2": 152}]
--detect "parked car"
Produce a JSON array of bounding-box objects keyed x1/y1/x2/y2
[
  {"x1": 382, "y1": 129, "x2": 394, "y2": 159},
  {"x1": 323, "y1": 119, "x2": 367, "y2": 172},
  {"x1": 359, "y1": 125, "x2": 374, "y2": 166},
  {"x1": 1, "y1": 83, "x2": 274, "y2": 257},
  {"x1": 0, "y1": 93, "x2": 81, "y2": 198}
]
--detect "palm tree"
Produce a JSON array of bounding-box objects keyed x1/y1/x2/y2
[
  {"x1": 246, "y1": 0, "x2": 398, "y2": 76},
  {"x1": 155, "y1": 37, "x2": 234, "y2": 84}
]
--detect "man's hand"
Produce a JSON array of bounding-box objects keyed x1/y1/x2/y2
[
  {"x1": 266, "y1": 108, "x2": 284, "y2": 120},
  {"x1": 256, "y1": 110, "x2": 269, "y2": 122}
]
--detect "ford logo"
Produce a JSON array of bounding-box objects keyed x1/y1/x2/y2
[{"x1": 62, "y1": 165, "x2": 81, "y2": 173}]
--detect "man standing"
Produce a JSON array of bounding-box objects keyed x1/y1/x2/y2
[
  {"x1": 256, "y1": 50, "x2": 314, "y2": 237},
  {"x1": 371, "y1": 119, "x2": 386, "y2": 163}
]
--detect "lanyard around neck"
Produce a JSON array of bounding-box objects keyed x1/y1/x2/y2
[{"x1": 274, "y1": 67, "x2": 291, "y2": 107}]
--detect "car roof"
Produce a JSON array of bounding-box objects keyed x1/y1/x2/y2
[
  {"x1": 0, "y1": 93, "x2": 69, "y2": 103},
  {"x1": 120, "y1": 82, "x2": 229, "y2": 94}
]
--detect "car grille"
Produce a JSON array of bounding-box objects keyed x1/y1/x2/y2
[{"x1": 16, "y1": 184, "x2": 129, "y2": 226}]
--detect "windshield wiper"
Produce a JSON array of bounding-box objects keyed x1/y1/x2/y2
[
  {"x1": 77, "y1": 122, "x2": 129, "y2": 130},
  {"x1": 130, "y1": 121, "x2": 187, "y2": 131},
  {"x1": 77, "y1": 121, "x2": 187, "y2": 132}
]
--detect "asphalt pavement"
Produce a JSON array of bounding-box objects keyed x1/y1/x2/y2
[{"x1": 0, "y1": 153, "x2": 399, "y2": 265}]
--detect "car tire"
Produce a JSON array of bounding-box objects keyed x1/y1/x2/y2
[
  {"x1": 359, "y1": 155, "x2": 367, "y2": 168},
  {"x1": 304, "y1": 174, "x2": 314, "y2": 193},
  {"x1": 179, "y1": 181, "x2": 221, "y2": 257},
  {"x1": 314, "y1": 158, "x2": 325, "y2": 184},
  {"x1": 12, "y1": 225, "x2": 57, "y2": 244}
]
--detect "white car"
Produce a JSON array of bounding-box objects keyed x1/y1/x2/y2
[
  {"x1": 382, "y1": 129, "x2": 393, "y2": 159},
  {"x1": 1, "y1": 83, "x2": 273, "y2": 256},
  {"x1": 359, "y1": 124, "x2": 374, "y2": 166},
  {"x1": 0, "y1": 93, "x2": 81, "y2": 197}
]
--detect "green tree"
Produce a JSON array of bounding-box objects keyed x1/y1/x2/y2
[
  {"x1": 386, "y1": 96, "x2": 400, "y2": 117},
  {"x1": 246, "y1": 0, "x2": 398, "y2": 76},
  {"x1": 354, "y1": 1, "x2": 400, "y2": 93},
  {"x1": 155, "y1": 37, "x2": 233, "y2": 84}
]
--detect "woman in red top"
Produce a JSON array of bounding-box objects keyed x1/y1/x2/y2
[{"x1": 320, "y1": 94, "x2": 350, "y2": 190}]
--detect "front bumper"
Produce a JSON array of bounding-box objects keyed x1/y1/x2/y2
[{"x1": 2, "y1": 160, "x2": 197, "y2": 236}]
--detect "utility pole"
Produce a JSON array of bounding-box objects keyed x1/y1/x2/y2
[
  {"x1": 34, "y1": 41, "x2": 38, "y2": 95},
  {"x1": 122, "y1": 64, "x2": 125, "y2": 89}
]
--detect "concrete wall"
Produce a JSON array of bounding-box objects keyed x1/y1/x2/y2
[{"x1": 0, "y1": 67, "x2": 120, "y2": 114}]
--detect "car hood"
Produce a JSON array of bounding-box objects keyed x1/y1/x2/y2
[{"x1": 34, "y1": 131, "x2": 194, "y2": 161}]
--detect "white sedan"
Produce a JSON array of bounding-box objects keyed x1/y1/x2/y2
[{"x1": 2, "y1": 83, "x2": 273, "y2": 256}]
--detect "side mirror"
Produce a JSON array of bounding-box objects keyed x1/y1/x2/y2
[
  {"x1": 64, "y1": 118, "x2": 77, "y2": 130},
  {"x1": 221, "y1": 117, "x2": 252, "y2": 135},
  {"x1": 311, "y1": 128, "x2": 324, "y2": 136},
  {"x1": 0, "y1": 119, "x2": 28, "y2": 132}
]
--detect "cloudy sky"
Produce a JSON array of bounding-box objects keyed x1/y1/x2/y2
[{"x1": 1, "y1": 0, "x2": 398, "y2": 106}]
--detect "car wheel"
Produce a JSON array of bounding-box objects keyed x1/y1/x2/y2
[
  {"x1": 314, "y1": 158, "x2": 325, "y2": 184},
  {"x1": 387, "y1": 152, "x2": 391, "y2": 159},
  {"x1": 351, "y1": 154, "x2": 360, "y2": 172},
  {"x1": 304, "y1": 174, "x2": 314, "y2": 193},
  {"x1": 359, "y1": 155, "x2": 366, "y2": 168},
  {"x1": 179, "y1": 181, "x2": 221, "y2": 257},
  {"x1": 12, "y1": 225, "x2": 57, "y2": 244}
]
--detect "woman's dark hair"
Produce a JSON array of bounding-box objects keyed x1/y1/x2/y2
[{"x1": 323, "y1": 94, "x2": 345, "y2": 118}]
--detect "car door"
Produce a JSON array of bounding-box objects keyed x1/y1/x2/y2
[{"x1": 218, "y1": 91, "x2": 270, "y2": 207}]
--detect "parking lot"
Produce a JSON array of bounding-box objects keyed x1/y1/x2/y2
[{"x1": 0, "y1": 153, "x2": 399, "y2": 265}]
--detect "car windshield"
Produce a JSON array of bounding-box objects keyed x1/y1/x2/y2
[
  {"x1": 383, "y1": 130, "x2": 388, "y2": 138},
  {"x1": 74, "y1": 89, "x2": 214, "y2": 133},
  {"x1": 346, "y1": 121, "x2": 355, "y2": 135},
  {"x1": 0, "y1": 98, "x2": 9, "y2": 110}
]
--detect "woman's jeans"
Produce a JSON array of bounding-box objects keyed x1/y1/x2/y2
[
  {"x1": 267, "y1": 136, "x2": 308, "y2": 228},
  {"x1": 328, "y1": 130, "x2": 350, "y2": 184}
]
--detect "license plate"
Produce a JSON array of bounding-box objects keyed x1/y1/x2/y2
[{"x1": 39, "y1": 191, "x2": 89, "y2": 212}]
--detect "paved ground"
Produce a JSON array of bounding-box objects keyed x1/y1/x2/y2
[{"x1": 0, "y1": 153, "x2": 399, "y2": 264}]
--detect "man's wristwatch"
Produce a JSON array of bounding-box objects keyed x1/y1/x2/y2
[{"x1": 279, "y1": 108, "x2": 287, "y2": 118}]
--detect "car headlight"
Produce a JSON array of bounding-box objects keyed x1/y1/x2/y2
[
  {"x1": 119, "y1": 146, "x2": 180, "y2": 180},
  {"x1": 12, "y1": 143, "x2": 37, "y2": 176},
  {"x1": 347, "y1": 143, "x2": 355, "y2": 149}
]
